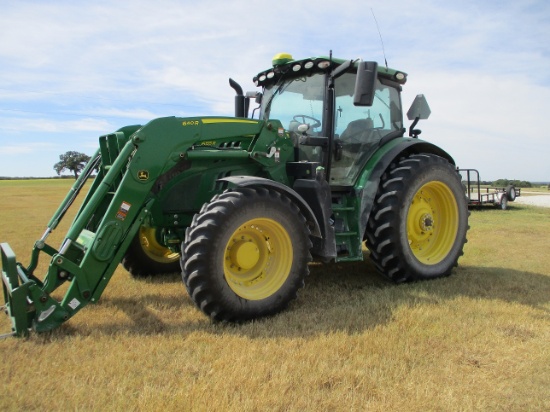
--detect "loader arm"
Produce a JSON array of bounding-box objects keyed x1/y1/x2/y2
[{"x1": 1, "y1": 116, "x2": 265, "y2": 336}]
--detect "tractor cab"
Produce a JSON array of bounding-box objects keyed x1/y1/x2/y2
[{"x1": 253, "y1": 53, "x2": 407, "y2": 186}]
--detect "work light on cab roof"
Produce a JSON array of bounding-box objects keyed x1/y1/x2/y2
[
  {"x1": 256, "y1": 54, "x2": 331, "y2": 86},
  {"x1": 255, "y1": 52, "x2": 407, "y2": 87}
]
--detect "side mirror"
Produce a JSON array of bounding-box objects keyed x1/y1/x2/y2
[
  {"x1": 406, "y1": 94, "x2": 431, "y2": 137},
  {"x1": 246, "y1": 91, "x2": 262, "y2": 105},
  {"x1": 353, "y1": 61, "x2": 378, "y2": 106},
  {"x1": 407, "y1": 94, "x2": 431, "y2": 120}
]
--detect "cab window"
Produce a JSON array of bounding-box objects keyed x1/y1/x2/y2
[{"x1": 331, "y1": 73, "x2": 403, "y2": 185}]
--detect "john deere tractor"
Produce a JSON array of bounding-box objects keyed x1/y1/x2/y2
[{"x1": 1, "y1": 53, "x2": 468, "y2": 336}]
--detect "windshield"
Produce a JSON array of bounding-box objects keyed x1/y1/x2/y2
[
  {"x1": 258, "y1": 70, "x2": 404, "y2": 186},
  {"x1": 260, "y1": 73, "x2": 326, "y2": 133}
]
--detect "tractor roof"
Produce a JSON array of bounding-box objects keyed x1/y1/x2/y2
[{"x1": 254, "y1": 53, "x2": 407, "y2": 88}]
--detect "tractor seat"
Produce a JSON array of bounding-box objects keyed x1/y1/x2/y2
[{"x1": 339, "y1": 118, "x2": 374, "y2": 144}]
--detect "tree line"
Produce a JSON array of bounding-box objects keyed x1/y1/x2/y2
[{"x1": 492, "y1": 179, "x2": 533, "y2": 188}]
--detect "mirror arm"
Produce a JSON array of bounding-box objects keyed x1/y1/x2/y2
[
  {"x1": 409, "y1": 116, "x2": 420, "y2": 138},
  {"x1": 330, "y1": 59, "x2": 353, "y2": 80}
]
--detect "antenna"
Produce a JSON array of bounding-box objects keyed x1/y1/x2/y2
[{"x1": 371, "y1": 8, "x2": 388, "y2": 69}]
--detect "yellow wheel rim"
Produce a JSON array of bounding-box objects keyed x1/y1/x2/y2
[
  {"x1": 139, "y1": 227, "x2": 180, "y2": 263},
  {"x1": 224, "y1": 218, "x2": 293, "y2": 300},
  {"x1": 407, "y1": 181, "x2": 459, "y2": 265}
]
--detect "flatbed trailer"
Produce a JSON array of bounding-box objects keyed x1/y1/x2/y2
[{"x1": 460, "y1": 169, "x2": 520, "y2": 210}]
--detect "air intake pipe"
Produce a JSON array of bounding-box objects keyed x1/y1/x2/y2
[{"x1": 229, "y1": 78, "x2": 248, "y2": 118}]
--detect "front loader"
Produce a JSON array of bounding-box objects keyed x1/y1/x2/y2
[{"x1": 1, "y1": 53, "x2": 469, "y2": 337}]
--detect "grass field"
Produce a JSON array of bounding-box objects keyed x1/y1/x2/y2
[{"x1": 1, "y1": 180, "x2": 549, "y2": 411}]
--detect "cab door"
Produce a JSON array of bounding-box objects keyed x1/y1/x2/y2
[{"x1": 330, "y1": 73, "x2": 404, "y2": 186}]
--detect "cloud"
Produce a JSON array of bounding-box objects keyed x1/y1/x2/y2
[
  {"x1": 401, "y1": 68, "x2": 550, "y2": 180},
  {"x1": 0, "y1": 142, "x2": 57, "y2": 155},
  {"x1": 0, "y1": 116, "x2": 114, "y2": 134}
]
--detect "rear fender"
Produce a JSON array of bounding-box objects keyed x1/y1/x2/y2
[{"x1": 357, "y1": 139, "x2": 456, "y2": 238}]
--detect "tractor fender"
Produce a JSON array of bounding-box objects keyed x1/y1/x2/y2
[
  {"x1": 218, "y1": 176, "x2": 322, "y2": 238},
  {"x1": 359, "y1": 139, "x2": 456, "y2": 239}
]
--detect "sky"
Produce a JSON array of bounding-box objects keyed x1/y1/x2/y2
[{"x1": 0, "y1": 0, "x2": 549, "y2": 182}]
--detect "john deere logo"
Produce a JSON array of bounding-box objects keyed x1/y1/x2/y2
[{"x1": 137, "y1": 170, "x2": 149, "y2": 181}]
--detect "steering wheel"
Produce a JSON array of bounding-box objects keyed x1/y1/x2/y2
[{"x1": 293, "y1": 115, "x2": 321, "y2": 129}]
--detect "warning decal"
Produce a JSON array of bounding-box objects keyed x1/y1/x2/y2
[
  {"x1": 68, "y1": 298, "x2": 81, "y2": 310},
  {"x1": 116, "y1": 201, "x2": 131, "y2": 221}
]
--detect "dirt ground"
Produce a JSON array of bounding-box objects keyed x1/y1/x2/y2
[{"x1": 514, "y1": 193, "x2": 550, "y2": 208}]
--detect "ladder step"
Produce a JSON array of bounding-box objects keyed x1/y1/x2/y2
[
  {"x1": 332, "y1": 206, "x2": 354, "y2": 212},
  {"x1": 335, "y1": 231, "x2": 358, "y2": 237}
]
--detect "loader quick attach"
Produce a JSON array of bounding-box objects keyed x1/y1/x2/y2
[{"x1": 1, "y1": 53, "x2": 469, "y2": 337}]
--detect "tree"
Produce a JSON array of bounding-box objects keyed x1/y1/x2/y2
[{"x1": 54, "y1": 151, "x2": 91, "y2": 179}]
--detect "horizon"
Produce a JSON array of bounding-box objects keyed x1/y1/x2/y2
[{"x1": 2, "y1": 175, "x2": 547, "y2": 185}]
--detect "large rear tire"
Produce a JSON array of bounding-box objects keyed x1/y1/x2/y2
[
  {"x1": 366, "y1": 154, "x2": 469, "y2": 282},
  {"x1": 122, "y1": 227, "x2": 181, "y2": 277},
  {"x1": 181, "y1": 187, "x2": 311, "y2": 321}
]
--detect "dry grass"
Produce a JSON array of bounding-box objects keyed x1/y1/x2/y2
[{"x1": 1, "y1": 180, "x2": 549, "y2": 411}]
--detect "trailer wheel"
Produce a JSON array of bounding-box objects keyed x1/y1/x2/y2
[
  {"x1": 122, "y1": 227, "x2": 181, "y2": 277},
  {"x1": 366, "y1": 154, "x2": 469, "y2": 282},
  {"x1": 506, "y1": 185, "x2": 517, "y2": 201},
  {"x1": 181, "y1": 187, "x2": 311, "y2": 321},
  {"x1": 497, "y1": 194, "x2": 508, "y2": 210}
]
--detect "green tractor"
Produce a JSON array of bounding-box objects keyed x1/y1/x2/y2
[{"x1": 1, "y1": 53, "x2": 469, "y2": 336}]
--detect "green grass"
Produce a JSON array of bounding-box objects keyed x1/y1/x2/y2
[
  {"x1": 520, "y1": 187, "x2": 550, "y2": 195},
  {"x1": 1, "y1": 180, "x2": 549, "y2": 411}
]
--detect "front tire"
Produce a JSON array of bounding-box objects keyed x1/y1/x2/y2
[
  {"x1": 181, "y1": 187, "x2": 311, "y2": 321},
  {"x1": 122, "y1": 227, "x2": 181, "y2": 277},
  {"x1": 366, "y1": 154, "x2": 469, "y2": 282}
]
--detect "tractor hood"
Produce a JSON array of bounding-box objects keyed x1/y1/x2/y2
[{"x1": 191, "y1": 117, "x2": 263, "y2": 146}]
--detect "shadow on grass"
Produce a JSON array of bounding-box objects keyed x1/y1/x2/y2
[{"x1": 39, "y1": 257, "x2": 550, "y2": 341}]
